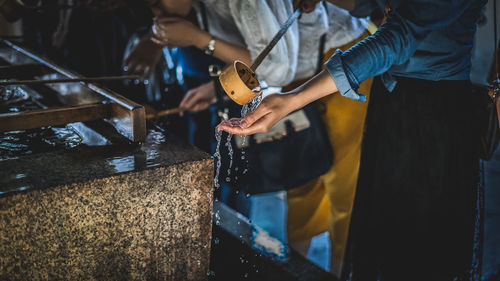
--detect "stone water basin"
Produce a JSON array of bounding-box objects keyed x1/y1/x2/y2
[{"x1": 0, "y1": 121, "x2": 214, "y2": 281}]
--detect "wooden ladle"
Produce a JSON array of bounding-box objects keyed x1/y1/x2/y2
[{"x1": 219, "y1": 8, "x2": 301, "y2": 105}]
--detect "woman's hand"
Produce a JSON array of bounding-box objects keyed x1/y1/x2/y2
[
  {"x1": 124, "y1": 36, "x2": 163, "y2": 79},
  {"x1": 217, "y1": 93, "x2": 300, "y2": 135},
  {"x1": 217, "y1": 70, "x2": 340, "y2": 135},
  {"x1": 179, "y1": 81, "x2": 217, "y2": 115},
  {"x1": 152, "y1": 17, "x2": 210, "y2": 48}
]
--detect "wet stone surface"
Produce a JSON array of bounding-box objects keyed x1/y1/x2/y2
[{"x1": 0, "y1": 127, "x2": 214, "y2": 281}]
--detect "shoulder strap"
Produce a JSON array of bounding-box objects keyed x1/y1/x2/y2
[
  {"x1": 315, "y1": 33, "x2": 326, "y2": 75},
  {"x1": 198, "y1": 1, "x2": 210, "y2": 33},
  {"x1": 315, "y1": 1, "x2": 328, "y2": 75}
]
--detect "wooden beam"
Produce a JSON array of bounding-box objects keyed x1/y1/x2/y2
[
  {"x1": 1, "y1": 39, "x2": 147, "y2": 142},
  {"x1": 0, "y1": 64, "x2": 54, "y2": 79},
  {"x1": 0, "y1": 103, "x2": 111, "y2": 132},
  {"x1": 0, "y1": 75, "x2": 140, "y2": 86}
]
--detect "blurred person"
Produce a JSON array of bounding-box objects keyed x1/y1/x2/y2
[
  {"x1": 151, "y1": 0, "x2": 300, "y2": 113},
  {"x1": 141, "y1": 0, "x2": 299, "y2": 214},
  {"x1": 283, "y1": 2, "x2": 376, "y2": 277},
  {"x1": 154, "y1": 3, "x2": 375, "y2": 275},
  {"x1": 161, "y1": 2, "x2": 375, "y2": 276},
  {"x1": 125, "y1": 0, "x2": 298, "y2": 154}
]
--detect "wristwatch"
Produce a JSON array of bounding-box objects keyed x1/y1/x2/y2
[{"x1": 203, "y1": 38, "x2": 216, "y2": 56}]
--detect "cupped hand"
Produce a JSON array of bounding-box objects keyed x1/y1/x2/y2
[
  {"x1": 124, "y1": 36, "x2": 163, "y2": 79},
  {"x1": 216, "y1": 92, "x2": 299, "y2": 135},
  {"x1": 152, "y1": 17, "x2": 208, "y2": 48},
  {"x1": 179, "y1": 81, "x2": 217, "y2": 116}
]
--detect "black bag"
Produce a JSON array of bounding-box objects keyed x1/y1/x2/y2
[
  {"x1": 229, "y1": 101, "x2": 333, "y2": 195},
  {"x1": 216, "y1": 34, "x2": 333, "y2": 195}
]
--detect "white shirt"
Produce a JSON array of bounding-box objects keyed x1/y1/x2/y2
[
  {"x1": 195, "y1": 0, "x2": 367, "y2": 85},
  {"x1": 196, "y1": 0, "x2": 299, "y2": 87},
  {"x1": 294, "y1": 3, "x2": 369, "y2": 80}
]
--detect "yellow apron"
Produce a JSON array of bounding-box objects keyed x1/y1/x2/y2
[{"x1": 287, "y1": 28, "x2": 375, "y2": 274}]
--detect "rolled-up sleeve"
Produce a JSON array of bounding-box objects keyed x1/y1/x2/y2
[
  {"x1": 324, "y1": 0, "x2": 478, "y2": 100},
  {"x1": 325, "y1": 49, "x2": 365, "y2": 101}
]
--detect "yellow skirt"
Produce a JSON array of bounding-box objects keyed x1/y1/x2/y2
[{"x1": 287, "y1": 30, "x2": 374, "y2": 272}]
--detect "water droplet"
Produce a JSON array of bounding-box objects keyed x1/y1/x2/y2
[
  {"x1": 225, "y1": 133, "x2": 234, "y2": 177},
  {"x1": 213, "y1": 130, "x2": 223, "y2": 189}
]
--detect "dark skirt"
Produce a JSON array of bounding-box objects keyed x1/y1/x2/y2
[{"x1": 343, "y1": 76, "x2": 481, "y2": 281}]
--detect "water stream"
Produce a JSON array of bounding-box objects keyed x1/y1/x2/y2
[
  {"x1": 225, "y1": 133, "x2": 233, "y2": 182},
  {"x1": 214, "y1": 129, "x2": 223, "y2": 189},
  {"x1": 213, "y1": 89, "x2": 263, "y2": 188}
]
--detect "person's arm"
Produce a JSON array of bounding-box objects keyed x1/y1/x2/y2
[
  {"x1": 218, "y1": 70, "x2": 336, "y2": 135},
  {"x1": 179, "y1": 80, "x2": 217, "y2": 115},
  {"x1": 152, "y1": 17, "x2": 252, "y2": 66},
  {"x1": 124, "y1": 0, "x2": 194, "y2": 78},
  {"x1": 218, "y1": 0, "x2": 481, "y2": 135},
  {"x1": 325, "y1": 0, "x2": 481, "y2": 101},
  {"x1": 153, "y1": 0, "x2": 298, "y2": 86}
]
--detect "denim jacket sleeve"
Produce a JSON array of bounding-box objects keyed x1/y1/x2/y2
[{"x1": 324, "y1": 0, "x2": 477, "y2": 101}]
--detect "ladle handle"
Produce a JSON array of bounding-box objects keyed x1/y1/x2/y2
[
  {"x1": 250, "y1": 8, "x2": 301, "y2": 72},
  {"x1": 147, "y1": 107, "x2": 184, "y2": 119},
  {"x1": 0, "y1": 75, "x2": 140, "y2": 86}
]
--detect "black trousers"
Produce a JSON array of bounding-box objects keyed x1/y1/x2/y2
[{"x1": 343, "y1": 76, "x2": 481, "y2": 281}]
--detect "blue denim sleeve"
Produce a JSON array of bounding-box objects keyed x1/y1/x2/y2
[{"x1": 324, "y1": 0, "x2": 478, "y2": 100}]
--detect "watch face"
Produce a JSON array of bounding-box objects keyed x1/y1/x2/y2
[{"x1": 204, "y1": 39, "x2": 216, "y2": 55}]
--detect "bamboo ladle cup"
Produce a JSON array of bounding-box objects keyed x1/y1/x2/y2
[{"x1": 219, "y1": 8, "x2": 301, "y2": 105}]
